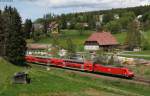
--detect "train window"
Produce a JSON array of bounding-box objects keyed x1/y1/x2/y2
[
  {"x1": 64, "y1": 60, "x2": 84, "y2": 64},
  {"x1": 36, "y1": 57, "x2": 43, "y2": 59},
  {"x1": 64, "y1": 60, "x2": 69, "y2": 63}
]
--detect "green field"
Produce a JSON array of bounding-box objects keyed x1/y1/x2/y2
[
  {"x1": 36, "y1": 30, "x2": 92, "y2": 51},
  {"x1": 36, "y1": 29, "x2": 127, "y2": 51},
  {"x1": 0, "y1": 58, "x2": 150, "y2": 96},
  {"x1": 123, "y1": 50, "x2": 150, "y2": 55},
  {"x1": 35, "y1": 29, "x2": 150, "y2": 50},
  {"x1": 36, "y1": 30, "x2": 127, "y2": 43}
]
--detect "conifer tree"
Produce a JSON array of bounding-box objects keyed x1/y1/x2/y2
[
  {"x1": 3, "y1": 6, "x2": 12, "y2": 57},
  {"x1": 3, "y1": 6, "x2": 27, "y2": 65},
  {"x1": 43, "y1": 20, "x2": 48, "y2": 36},
  {"x1": 0, "y1": 10, "x2": 4, "y2": 56},
  {"x1": 24, "y1": 19, "x2": 32, "y2": 39}
]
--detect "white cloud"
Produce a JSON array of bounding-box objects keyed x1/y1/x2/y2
[
  {"x1": 1, "y1": 0, "x2": 150, "y2": 21},
  {"x1": 32, "y1": 0, "x2": 150, "y2": 9}
]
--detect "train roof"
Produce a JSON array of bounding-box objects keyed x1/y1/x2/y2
[
  {"x1": 63, "y1": 59, "x2": 84, "y2": 64},
  {"x1": 33, "y1": 55, "x2": 51, "y2": 59}
]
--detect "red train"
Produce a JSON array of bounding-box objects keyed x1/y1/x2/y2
[{"x1": 25, "y1": 55, "x2": 134, "y2": 78}]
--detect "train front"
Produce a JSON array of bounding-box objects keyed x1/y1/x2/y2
[{"x1": 125, "y1": 68, "x2": 134, "y2": 78}]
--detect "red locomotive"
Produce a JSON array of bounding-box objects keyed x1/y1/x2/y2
[{"x1": 25, "y1": 55, "x2": 134, "y2": 78}]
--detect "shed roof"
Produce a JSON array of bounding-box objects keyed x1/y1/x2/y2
[{"x1": 27, "y1": 44, "x2": 51, "y2": 50}]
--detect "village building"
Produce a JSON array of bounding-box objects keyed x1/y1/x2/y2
[
  {"x1": 84, "y1": 32, "x2": 119, "y2": 51},
  {"x1": 48, "y1": 21, "x2": 59, "y2": 34},
  {"x1": 27, "y1": 44, "x2": 51, "y2": 56},
  {"x1": 137, "y1": 15, "x2": 142, "y2": 19},
  {"x1": 96, "y1": 14, "x2": 103, "y2": 23},
  {"x1": 67, "y1": 22, "x2": 71, "y2": 27},
  {"x1": 114, "y1": 14, "x2": 120, "y2": 19},
  {"x1": 80, "y1": 22, "x2": 89, "y2": 27}
]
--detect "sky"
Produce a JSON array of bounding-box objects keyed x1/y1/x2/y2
[{"x1": 0, "y1": 0, "x2": 150, "y2": 22}]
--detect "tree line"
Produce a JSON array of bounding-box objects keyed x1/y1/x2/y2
[
  {"x1": 0, "y1": 6, "x2": 26, "y2": 65},
  {"x1": 34, "y1": 5, "x2": 150, "y2": 34}
]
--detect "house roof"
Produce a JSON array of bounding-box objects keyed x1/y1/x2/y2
[
  {"x1": 85, "y1": 32, "x2": 118, "y2": 45},
  {"x1": 27, "y1": 44, "x2": 51, "y2": 50}
]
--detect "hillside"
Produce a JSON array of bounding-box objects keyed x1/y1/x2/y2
[
  {"x1": 0, "y1": 58, "x2": 150, "y2": 96},
  {"x1": 35, "y1": 29, "x2": 150, "y2": 50},
  {"x1": 0, "y1": 58, "x2": 23, "y2": 94},
  {"x1": 36, "y1": 29, "x2": 127, "y2": 45}
]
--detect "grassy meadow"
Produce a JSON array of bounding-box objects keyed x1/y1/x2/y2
[{"x1": 0, "y1": 58, "x2": 150, "y2": 96}]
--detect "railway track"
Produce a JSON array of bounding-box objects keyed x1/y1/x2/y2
[
  {"x1": 29, "y1": 63, "x2": 150, "y2": 86},
  {"x1": 67, "y1": 69, "x2": 150, "y2": 85},
  {"x1": 133, "y1": 76, "x2": 150, "y2": 84}
]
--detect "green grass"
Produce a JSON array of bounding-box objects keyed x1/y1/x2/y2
[
  {"x1": 0, "y1": 58, "x2": 150, "y2": 96},
  {"x1": 0, "y1": 58, "x2": 24, "y2": 94},
  {"x1": 124, "y1": 50, "x2": 150, "y2": 55},
  {"x1": 114, "y1": 32, "x2": 126, "y2": 44},
  {"x1": 114, "y1": 30, "x2": 150, "y2": 45},
  {"x1": 145, "y1": 30, "x2": 150, "y2": 43},
  {"x1": 120, "y1": 55, "x2": 150, "y2": 60},
  {"x1": 120, "y1": 50, "x2": 150, "y2": 60}
]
